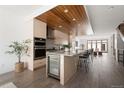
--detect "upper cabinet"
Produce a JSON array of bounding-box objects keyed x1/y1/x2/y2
[{"x1": 34, "y1": 19, "x2": 46, "y2": 38}]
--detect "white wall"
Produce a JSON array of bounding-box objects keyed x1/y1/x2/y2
[
  {"x1": 0, "y1": 9, "x2": 34, "y2": 74},
  {"x1": 0, "y1": 5, "x2": 58, "y2": 75}
]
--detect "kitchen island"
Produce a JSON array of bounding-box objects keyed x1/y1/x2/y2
[{"x1": 46, "y1": 51, "x2": 83, "y2": 85}]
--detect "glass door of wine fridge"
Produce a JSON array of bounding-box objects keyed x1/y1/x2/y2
[{"x1": 48, "y1": 54, "x2": 60, "y2": 79}]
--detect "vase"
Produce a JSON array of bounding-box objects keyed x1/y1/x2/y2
[{"x1": 15, "y1": 62, "x2": 24, "y2": 72}]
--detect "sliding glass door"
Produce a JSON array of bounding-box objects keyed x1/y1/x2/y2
[{"x1": 87, "y1": 40, "x2": 108, "y2": 53}]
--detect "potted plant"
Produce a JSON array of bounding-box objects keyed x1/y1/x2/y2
[
  {"x1": 6, "y1": 39, "x2": 31, "y2": 72},
  {"x1": 63, "y1": 44, "x2": 71, "y2": 52}
]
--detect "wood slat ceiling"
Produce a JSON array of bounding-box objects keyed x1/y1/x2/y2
[{"x1": 36, "y1": 5, "x2": 89, "y2": 34}]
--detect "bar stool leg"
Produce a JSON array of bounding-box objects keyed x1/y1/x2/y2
[
  {"x1": 77, "y1": 58, "x2": 82, "y2": 70},
  {"x1": 85, "y1": 58, "x2": 90, "y2": 72}
]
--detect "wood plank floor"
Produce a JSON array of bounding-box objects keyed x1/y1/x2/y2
[{"x1": 0, "y1": 53, "x2": 124, "y2": 88}]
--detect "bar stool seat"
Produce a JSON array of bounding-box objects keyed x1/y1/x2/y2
[
  {"x1": 98, "y1": 51, "x2": 102, "y2": 56},
  {"x1": 94, "y1": 51, "x2": 97, "y2": 56}
]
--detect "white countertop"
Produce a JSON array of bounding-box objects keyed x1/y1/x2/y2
[{"x1": 46, "y1": 50, "x2": 85, "y2": 56}]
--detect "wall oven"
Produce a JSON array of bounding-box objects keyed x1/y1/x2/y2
[{"x1": 34, "y1": 37, "x2": 46, "y2": 60}]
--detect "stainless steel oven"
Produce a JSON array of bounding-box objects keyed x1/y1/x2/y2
[{"x1": 34, "y1": 37, "x2": 46, "y2": 60}]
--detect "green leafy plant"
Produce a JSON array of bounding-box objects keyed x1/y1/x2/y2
[
  {"x1": 63, "y1": 44, "x2": 71, "y2": 49},
  {"x1": 6, "y1": 39, "x2": 31, "y2": 63}
]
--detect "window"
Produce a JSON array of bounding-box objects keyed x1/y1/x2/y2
[
  {"x1": 88, "y1": 40, "x2": 92, "y2": 49},
  {"x1": 87, "y1": 40, "x2": 108, "y2": 53}
]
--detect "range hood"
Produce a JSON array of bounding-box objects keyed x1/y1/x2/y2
[{"x1": 47, "y1": 26, "x2": 55, "y2": 39}]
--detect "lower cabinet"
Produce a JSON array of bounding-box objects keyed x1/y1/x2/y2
[{"x1": 34, "y1": 58, "x2": 46, "y2": 70}]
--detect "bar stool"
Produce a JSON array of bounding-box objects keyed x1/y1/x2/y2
[
  {"x1": 87, "y1": 49, "x2": 93, "y2": 62},
  {"x1": 98, "y1": 51, "x2": 102, "y2": 56},
  {"x1": 78, "y1": 53, "x2": 90, "y2": 72},
  {"x1": 94, "y1": 51, "x2": 97, "y2": 56}
]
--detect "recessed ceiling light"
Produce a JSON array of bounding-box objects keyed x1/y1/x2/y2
[
  {"x1": 72, "y1": 18, "x2": 76, "y2": 21},
  {"x1": 64, "y1": 9, "x2": 68, "y2": 13},
  {"x1": 59, "y1": 25, "x2": 62, "y2": 28}
]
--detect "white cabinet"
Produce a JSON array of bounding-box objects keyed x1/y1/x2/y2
[
  {"x1": 33, "y1": 19, "x2": 47, "y2": 70},
  {"x1": 34, "y1": 19, "x2": 46, "y2": 38}
]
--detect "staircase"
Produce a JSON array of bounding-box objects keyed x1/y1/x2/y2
[
  {"x1": 117, "y1": 22, "x2": 124, "y2": 42},
  {"x1": 117, "y1": 23, "x2": 124, "y2": 65}
]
